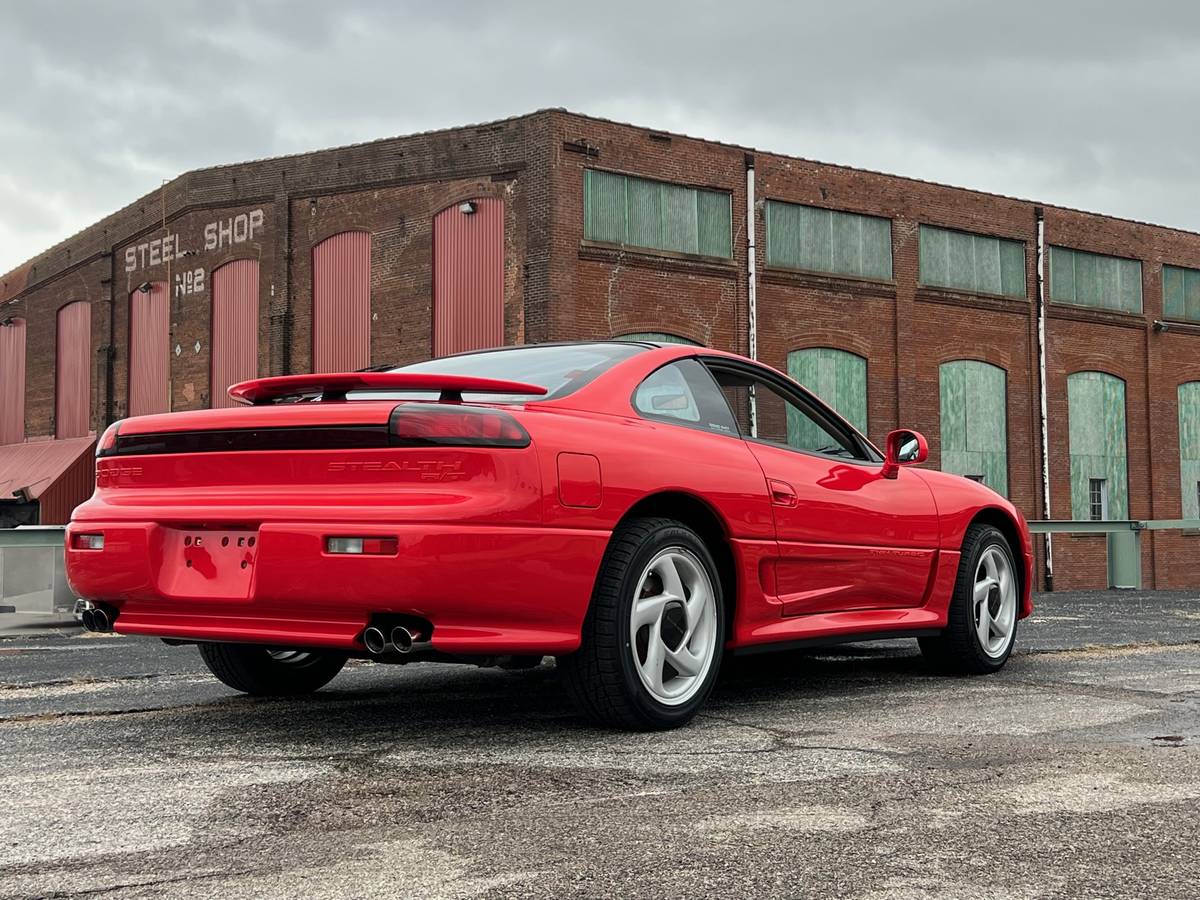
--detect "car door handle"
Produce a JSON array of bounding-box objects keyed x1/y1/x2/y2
[{"x1": 768, "y1": 479, "x2": 798, "y2": 508}]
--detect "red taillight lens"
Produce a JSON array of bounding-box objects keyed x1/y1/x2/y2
[
  {"x1": 388, "y1": 404, "x2": 530, "y2": 447},
  {"x1": 326, "y1": 536, "x2": 398, "y2": 555},
  {"x1": 97, "y1": 421, "x2": 121, "y2": 458}
]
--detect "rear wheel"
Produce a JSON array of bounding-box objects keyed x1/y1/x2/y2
[
  {"x1": 198, "y1": 643, "x2": 348, "y2": 695},
  {"x1": 558, "y1": 517, "x2": 725, "y2": 730},
  {"x1": 920, "y1": 524, "x2": 1019, "y2": 674}
]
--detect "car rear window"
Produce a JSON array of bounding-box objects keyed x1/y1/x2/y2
[{"x1": 347, "y1": 343, "x2": 646, "y2": 402}]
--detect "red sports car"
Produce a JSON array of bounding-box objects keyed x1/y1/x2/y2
[{"x1": 66, "y1": 341, "x2": 1032, "y2": 729}]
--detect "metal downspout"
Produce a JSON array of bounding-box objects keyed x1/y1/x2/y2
[
  {"x1": 745, "y1": 153, "x2": 758, "y2": 437},
  {"x1": 1036, "y1": 206, "x2": 1054, "y2": 591}
]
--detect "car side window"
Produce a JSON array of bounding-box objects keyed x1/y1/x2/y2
[
  {"x1": 708, "y1": 365, "x2": 867, "y2": 460},
  {"x1": 633, "y1": 359, "x2": 739, "y2": 437}
]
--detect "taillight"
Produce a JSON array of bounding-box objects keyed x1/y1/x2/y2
[
  {"x1": 388, "y1": 404, "x2": 530, "y2": 448},
  {"x1": 326, "y1": 536, "x2": 398, "y2": 555},
  {"x1": 97, "y1": 421, "x2": 121, "y2": 457}
]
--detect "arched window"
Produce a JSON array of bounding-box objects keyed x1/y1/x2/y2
[
  {"x1": 787, "y1": 348, "x2": 867, "y2": 444},
  {"x1": 211, "y1": 259, "x2": 260, "y2": 408},
  {"x1": 0, "y1": 317, "x2": 26, "y2": 444},
  {"x1": 312, "y1": 232, "x2": 371, "y2": 373},
  {"x1": 128, "y1": 283, "x2": 169, "y2": 417},
  {"x1": 56, "y1": 302, "x2": 92, "y2": 437},
  {"x1": 939, "y1": 360, "x2": 1008, "y2": 495},
  {"x1": 1179, "y1": 382, "x2": 1200, "y2": 519},
  {"x1": 615, "y1": 332, "x2": 701, "y2": 346},
  {"x1": 1067, "y1": 372, "x2": 1127, "y2": 520}
]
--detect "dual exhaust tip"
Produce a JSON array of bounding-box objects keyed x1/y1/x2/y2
[
  {"x1": 80, "y1": 602, "x2": 117, "y2": 633},
  {"x1": 362, "y1": 624, "x2": 428, "y2": 657}
]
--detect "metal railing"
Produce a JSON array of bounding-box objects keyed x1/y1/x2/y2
[
  {"x1": 0, "y1": 526, "x2": 73, "y2": 616},
  {"x1": 1028, "y1": 519, "x2": 1200, "y2": 590}
]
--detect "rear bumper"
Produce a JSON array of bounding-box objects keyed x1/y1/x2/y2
[{"x1": 65, "y1": 521, "x2": 610, "y2": 655}]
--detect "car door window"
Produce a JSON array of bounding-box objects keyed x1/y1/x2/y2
[
  {"x1": 708, "y1": 365, "x2": 868, "y2": 460},
  {"x1": 633, "y1": 359, "x2": 739, "y2": 437}
]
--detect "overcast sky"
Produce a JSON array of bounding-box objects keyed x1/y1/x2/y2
[{"x1": 2, "y1": 0, "x2": 1198, "y2": 274}]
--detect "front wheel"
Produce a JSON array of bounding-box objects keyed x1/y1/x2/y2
[
  {"x1": 198, "y1": 643, "x2": 348, "y2": 695},
  {"x1": 558, "y1": 517, "x2": 725, "y2": 730},
  {"x1": 920, "y1": 524, "x2": 1020, "y2": 674}
]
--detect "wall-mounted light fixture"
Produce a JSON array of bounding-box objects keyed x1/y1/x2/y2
[
  {"x1": 1153, "y1": 319, "x2": 1170, "y2": 333},
  {"x1": 0, "y1": 316, "x2": 13, "y2": 327},
  {"x1": 458, "y1": 201, "x2": 477, "y2": 215},
  {"x1": 138, "y1": 282, "x2": 152, "y2": 294}
]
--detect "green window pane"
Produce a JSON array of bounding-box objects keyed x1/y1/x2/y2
[
  {"x1": 583, "y1": 170, "x2": 731, "y2": 258},
  {"x1": 661, "y1": 183, "x2": 699, "y2": 255},
  {"x1": 831, "y1": 211, "x2": 862, "y2": 276},
  {"x1": 614, "y1": 332, "x2": 701, "y2": 346},
  {"x1": 1163, "y1": 265, "x2": 1186, "y2": 319},
  {"x1": 1185, "y1": 268, "x2": 1200, "y2": 322},
  {"x1": 920, "y1": 225, "x2": 948, "y2": 286},
  {"x1": 1067, "y1": 372, "x2": 1128, "y2": 519},
  {"x1": 939, "y1": 360, "x2": 1008, "y2": 496},
  {"x1": 584, "y1": 170, "x2": 626, "y2": 244},
  {"x1": 974, "y1": 236, "x2": 1002, "y2": 296},
  {"x1": 765, "y1": 200, "x2": 891, "y2": 280},
  {"x1": 799, "y1": 206, "x2": 833, "y2": 272},
  {"x1": 626, "y1": 177, "x2": 662, "y2": 250},
  {"x1": 999, "y1": 239, "x2": 1026, "y2": 297},
  {"x1": 920, "y1": 225, "x2": 1024, "y2": 298},
  {"x1": 860, "y1": 216, "x2": 893, "y2": 279},
  {"x1": 787, "y1": 348, "x2": 868, "y2": 439},
  {"x1": 1180, "y1": 382, "x2": 1200, "y2": 519},
  {"x1": 1118, "y1": 258, "x2": 1143, "y2": 312},
  {"x1": 1050, "y1": 246, "x2": 1142, "y2": 313},
  {"x1": 697, "y1": 191, "x2": 731, "y2": 259},
  {"x1": 1049, "y1": 246, "x2": 1075, "y2": 303}
]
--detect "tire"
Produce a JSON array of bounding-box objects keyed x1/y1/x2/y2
[
  {"x1": 920, "y1": 524, "x2": 1020, "y2": 674},
  {"x1": 557, "y1": 517, "x2": 726, "y2": 730},
  {"x1": 198, "y1": 643, "x2": 348, "y2": 696}
]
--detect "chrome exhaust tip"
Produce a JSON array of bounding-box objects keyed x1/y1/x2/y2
[
  {"x1": 91, "y1": 607, "x2": 112, "y2": 633},
  {"x1": 390, "y1": 626, "x2": 417, "y2": 654},
  {"x1": 81, "y1": 608, "x2": 96, "y2": 632},
  {"x1": 362, "y1": 626, "x2": 389, "y2": 656}
]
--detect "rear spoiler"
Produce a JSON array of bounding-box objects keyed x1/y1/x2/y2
[{"x1": 228, "y1": 373, "x2": 549, "y2": 406}]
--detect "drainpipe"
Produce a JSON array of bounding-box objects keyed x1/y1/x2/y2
[
  {"x1": 745, "y1": 153, "x2": 758, "y2": 437},
  {"x1": 1035, "y1": 206, "x2": 1054, "y2": 591}
]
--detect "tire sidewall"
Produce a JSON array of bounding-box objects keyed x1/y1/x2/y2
[
  {"x1": 962, "y1": 530, "x2": 1019, "y2": 670},
  {"x1": 613, "y1": 524, "x2": 725, "y2": 727}
]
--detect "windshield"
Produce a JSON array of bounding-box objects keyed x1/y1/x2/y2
[{"x1": 346, "y1": 343, "x2": 647, "y2": 402}]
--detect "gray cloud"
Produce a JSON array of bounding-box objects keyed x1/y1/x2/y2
[{"x1": 3, "y1": 0, "x2": 1199, "y2": 272}]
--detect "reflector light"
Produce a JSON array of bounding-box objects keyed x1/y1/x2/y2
[
  {"x1": 326, "y1": 536, "x2": 398, "y2": 555},
  {"x1": 388, "y1": 404, "x2": 530, "y2": 447},
  {"x1": 73, "y1": 533, "x2": 105, "y2": 550}
]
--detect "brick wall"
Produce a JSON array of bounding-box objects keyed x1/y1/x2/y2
[{"x1": 3, "y1": 108, "x2": 1198, "y2": 588}]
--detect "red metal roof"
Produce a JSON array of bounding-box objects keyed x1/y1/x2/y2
[{"x1": 0, "y1": 437, "x2": 95, "y2": 502}]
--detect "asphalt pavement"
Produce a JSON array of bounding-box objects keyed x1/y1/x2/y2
[{"x1": 2, "y1": 590, "x2": 1199, "y2": 899}]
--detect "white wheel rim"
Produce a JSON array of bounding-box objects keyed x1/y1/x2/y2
[
  {"x1": 629, "y1": 547, "x2": 718, "y2": 706},
  {"x1": 974, "y1": 545, "x2": 1017, "y2": 659}
]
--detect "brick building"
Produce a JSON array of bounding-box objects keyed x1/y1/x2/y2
[{"x1": 1, "y1": 108, "x2": 1197, "y2": 589}]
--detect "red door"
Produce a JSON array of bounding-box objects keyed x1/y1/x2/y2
[
  {"x1": 709, "y1": 361, "x2": 939, "y2": 616},
  {"x1": 0, "y1": 317, "x2": 25, "y2": 444},
  {"x1": 56, "y1": 302, "x2": 91, "y2": 438},
  {"x1": 312, "y1": 232, "x2": 370, "y2": 373},
  {"x1": 433, "y1": 198, "x2": 503, "y2": 357},
  {"x1": 211, "y1": 260, "x2": 260, "y2": 407},
  {"x1": 129, "y1": 282, "x2": 170, "y2": 417}
]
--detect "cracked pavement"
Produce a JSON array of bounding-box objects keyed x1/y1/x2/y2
[{"x1": 2, "y1": 591, "x2": 1199, "y2": 898}]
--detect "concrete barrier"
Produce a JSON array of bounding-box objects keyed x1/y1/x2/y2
[{"x1": 0, "y1": 527, "x2": 74, "y2": 617}]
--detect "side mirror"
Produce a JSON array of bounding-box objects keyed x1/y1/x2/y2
[{"x1": 882, "y1": 429, "x2": 928, "y2": 479}]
